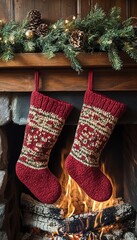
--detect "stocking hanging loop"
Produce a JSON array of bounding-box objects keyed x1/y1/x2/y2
[
  {"x1": 88, "y1": 71, "x2": 93, "y2": 91},
  {"x1": 34, "y1": 70, "x2": 39, "y2": 92}
]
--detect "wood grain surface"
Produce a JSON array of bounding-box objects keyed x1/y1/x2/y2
[
  {"x1": 0, "y1": 53, "x2": 135, "y2": 68},
  {"x1": 0, "y1": 0, "x2": 136, "y2": 22},
  {"x1": 0, "y1": 66, "x2": 137, "y2": 92}
]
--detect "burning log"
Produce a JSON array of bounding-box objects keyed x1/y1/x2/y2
[
  {"x1": 58, "y1": 203, "x2": 136, "y2": 234},
  {"x1": 21, "y1": 232, "x2": 51, "y2": 240},
  {"x1": 21, "y1": 193, "x2": 63, "y2": 220},
  {"x1": 123, "y1": 232, "x2": 136, "y2": 240},
  {"x1": 22, "y1": 211, "x2": 62, "y2": 232},
  {"x1": 21, "y1": 230, "x2": 99, "y2": 240},
  {"x1": 21, "y1": 193, "x2": 64, "y2": 233},
  {"x1": 101, "y1": 233, "x2": 118, "y2": 240},
  {"x1": 101, "y1": 231, "x2": 137, "y2": 240},
  {"x1": 21, "y1": 194, "x2": 136, "y2": 238}
]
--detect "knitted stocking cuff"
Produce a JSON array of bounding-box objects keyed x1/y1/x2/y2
[
  {"x1": 30, "y1": 91, "x2": 73, "y2": 120},
  {"x1": 84, "y1": 90, "x2": 126, "y2": 117}
]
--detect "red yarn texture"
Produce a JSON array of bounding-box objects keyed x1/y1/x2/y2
[
  {"x1": 16, "y1": 91, "x2": 73, "y2": 204},
  {"x1": 65, "y1": 90, "x2": 126, "y2": 202}
]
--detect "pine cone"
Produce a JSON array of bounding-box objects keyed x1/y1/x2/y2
[
  {"x1": 28, "y1": 19, "x2": 42, "y2": 32},
  {"x1": 36, "y1": 23, "x2": 49, "y2": 36},
  {"x1": 27, "y1": 9, "x2": 41, "y2": 21},
  {"x1": 27, "y1": 10, "x2": 42, "y2": 33},
  {"x1": 70, "y1": 30, "x2": 85, "y2": 48}
]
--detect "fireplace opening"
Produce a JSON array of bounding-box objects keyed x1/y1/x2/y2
[
  {"x1": 2, "y1": 122, "x2": 137, "y2": 240},
  {"x1": 56, "y1": 125, "x2": 123, "y2": 218}
]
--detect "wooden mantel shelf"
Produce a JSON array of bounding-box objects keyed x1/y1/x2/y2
[
  {"x1": 0, "y1": 53, "x2": 137, "y2": 92},
  {"x1": 0, "y1": 52, "x2": 136, "y2": 68}
]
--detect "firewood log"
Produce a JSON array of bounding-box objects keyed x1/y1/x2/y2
[
  {"x1": 123, "y1": 232, "x2": 136, "y2": 240},
  {"x1": 22, "y1": 212, "x2": 62, "y2": 233},
  {"x1": 58, "y1": 203, "x2": 136, "y2": 234},
  {"x1": 21, "y1": 193, "x2": 63, "y2": 220},
  {"x1": 21, "y1": 194, "x2": 136, "y2": 236}
]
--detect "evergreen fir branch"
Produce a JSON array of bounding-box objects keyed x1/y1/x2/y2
[
  {"x1": 88, "y1": 33, "x2": 99, "y2": 44},
  {"x1": 118, "y1": 25, "x2": 134, "y2": 39},
  {"x1": 37, "y1": 33, "x2": 63, "y2": 58},
  {"x1": 76, "y1": 4, "x2": 106, "y2": 31},
  {"x1": 99, "y1": 30, "x2": 118, "y2": 51},
  {"x1": 108, "y1": 47, "x2": 123, "y2": 70},
  {"x1": 109, "y1": 6, "x2": 121, "y2": 19},
  {"x1": 1, "y1": 21, "x2": 17, "y2": 42},
  {"x1": 15, "y1": 20, "x2": 28, "y2": 39},
  {"x1": 104, "y1": 8, "x2": 121, "y2": 31},
  {"x1": 63, "y1": 45, "x2": 82, "y2": 73},
  {"x1": 1, "y1": 46, "x2": 15, "y2": 61},
  {"x1": 87, "y1": 33, "x2": 100, "y2": 51},
  {"x1": 14, "y1": 20, "x2": 28, "y2": 49},
  {"x1": 0, "y1": 5, "x2": 136, "y2": 72},
  {"x1": 23, "y1": 41, "x2": 36, "y2": 52},
  {"x1": 122, "y1": 17, "x2": 135, "y2": 27},
  {"x1": 87, "y1": 33, "x2": 99, "y2": 48},
  {"x1": 39, "y1": 25, "x2": 82, "y2": 72},
  {"x1": 122, "y1": 42, "x2": 137, "y2": 62},
  {"x1": 37, "y1": 20, "x2": 65, "y2": 49},
  {"x1": 37, "y1": 20, "x2": 70, "y2": 58},
  {"x1": 86, "y1": 4, "x2": 106, "y2": 24},
  {"x1": 43, "y1": 44, "x2": 60, "y2": 58},
  {"x1": 1, "y1": 19, "x2": 28, "y2": 55},
  {"x1": 2, "y1": 21, "x2": 17, "y2": 33}
]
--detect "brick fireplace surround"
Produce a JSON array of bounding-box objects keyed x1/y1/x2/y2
[{"x1": 0, "y1": 52, "x2": 137, "y2": 239}]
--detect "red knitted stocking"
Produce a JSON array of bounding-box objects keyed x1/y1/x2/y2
[
  {"x1": 16, "y1": 73, "x2": 73, "y2": 204},
  {"x1": 65, "y1": 72, "x2": 126, "y2": 202}
]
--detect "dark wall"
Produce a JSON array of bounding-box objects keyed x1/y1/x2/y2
[
  {"x1": 0, "y1": 0, "x2": 136, "y2": 22},
  {"x1": 123, "y1": 125, "x2": 137, "y2": 211}
]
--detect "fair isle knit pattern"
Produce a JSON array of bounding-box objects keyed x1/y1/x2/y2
[
  {"x1": 16, "y1": 91, "x2": 73, "y2": 204},
  {"x1": 18, "y1": 105, "x2": 65, "y2": 170},
  {"x1": 65, "y1": 89, "x2": 126, "y2": 202},
  {"x1": 70, "y1": 104, "x2": 118, "y2": 167}
]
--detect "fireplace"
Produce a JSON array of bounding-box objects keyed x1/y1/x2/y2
[
  {"x1": 2, "y1": 121, "x2": 137, "y2": 240},
  {"x1": 0, "y1": 54, "x2": 137, "y2": 239}
]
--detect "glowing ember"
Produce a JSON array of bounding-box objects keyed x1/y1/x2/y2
[{"x1": 56, "y1": 143, "x2": 119, "y2": 219}]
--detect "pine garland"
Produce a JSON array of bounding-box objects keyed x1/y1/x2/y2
[{"x1": 0, "y1": 4, "x2": 137, "y2": 72}]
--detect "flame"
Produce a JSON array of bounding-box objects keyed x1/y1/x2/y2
[
  {"x1": 56, "y1": 142, "x2": 121, "y2": 219},
  {"x1": 68, "y1": 234, "x2": 82, "y2": 239}
]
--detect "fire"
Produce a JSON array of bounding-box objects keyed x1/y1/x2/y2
[{"x1": 56, "y1": 143, "x2": 119, "y2": 219}]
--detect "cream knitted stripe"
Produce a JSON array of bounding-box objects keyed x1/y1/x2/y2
[
  {"x1": 29, "y1": 106, "x2": 65, "y2": 136},
  {"x1": 18, "y1": 159, "x2": 48, "y2": 170},
  {"x1": 80, "y1": 104, "x2": 118, "y2": 136},
  {"x1": 19, "y1": 105, "x2": 65, "y2": 169},
  {"x1": 70, "y1": 104, "x2": 118, "y2": 167}
]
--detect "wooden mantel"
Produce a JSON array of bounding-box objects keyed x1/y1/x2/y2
[
  {"x1": 0, "y1": 53, "x2": 137, "y2": 92},
  {"x1": 0, "y1": 52, "x2": 135, "y2": 68}
]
